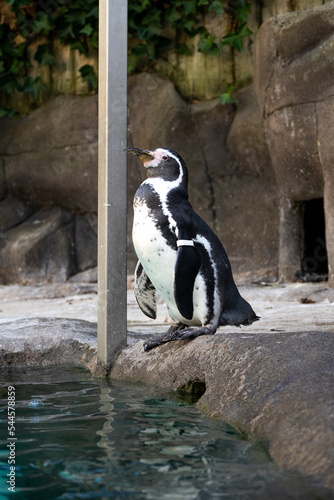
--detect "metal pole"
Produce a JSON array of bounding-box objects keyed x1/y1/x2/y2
[{"x1": 97, "y1": 0, "x2": 128, "y2": 369}]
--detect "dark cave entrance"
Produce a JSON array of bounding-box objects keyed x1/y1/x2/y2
[{"x1": 300, "y1": 198, "x2": 328, "y2": 281}]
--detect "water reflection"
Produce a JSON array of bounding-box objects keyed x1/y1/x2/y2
[
  {"x1": 96, "y1": 380, "x2": 116, "y2": 456},
  {"x1": 0, "y1": 366, "x2": 332, "y2": 500}
]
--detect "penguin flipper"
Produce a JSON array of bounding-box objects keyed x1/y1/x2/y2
[
  {"x1": 174, "y1": 244, "x2": 201, "y2": 320},
  {"x1": 134, "y1": 261, "x2": 157, "y2": 319}
]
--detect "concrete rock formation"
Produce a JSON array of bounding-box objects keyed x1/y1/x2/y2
[
  {"x1": 0, "y1": 207, "x2": 75, "y2": 284},
  {"x1": 127, "y1": 73, "x2": 278, "y2": 276},
  {"x1": 0, "y1": 201, "x2": 97, "y2": 284},
  {"x1": 254, "y1": 1, "x2": 334, "y2": 286},
  {"x1": 0, "y1": 317, "x2": 97, "y2": 368},
  {"x1": 1, "y1": 95, "x2": 98, "y2": 212},
  {"x1": 0, "y1": 96, "x2": 98, "y2": 284},
  {"x1": 1, "y1": 0, "x2": 333, "y2": 286},
  {"x1": 0, "y1": 74, "x2": 278, "y2": 283}
]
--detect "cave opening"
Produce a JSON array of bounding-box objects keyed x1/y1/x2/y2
[{"x1": 300, "y1": 198, "x2": 328, "y2": 281}]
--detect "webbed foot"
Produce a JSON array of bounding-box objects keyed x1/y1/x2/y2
[
  {"x1": 166, "y1": 322, "x2": 187, "y2": 335},
  {"x1": 177, "y1": 326, "x2": 216, "y2": 340},
  {"x1": 143, "y1": 325, "x2": 215, "y2": 352},
  {"x1": 143, "y1": 323, "x2": 186, "y2": 352}
]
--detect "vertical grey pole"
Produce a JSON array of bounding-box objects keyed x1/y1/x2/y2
[{"x1": 98, "y1": 0, "x2": 128, "y2": 369}]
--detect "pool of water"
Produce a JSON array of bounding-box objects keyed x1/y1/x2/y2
[{"x1": 0, "y1": 365, "x2": 331, "y2": 500}]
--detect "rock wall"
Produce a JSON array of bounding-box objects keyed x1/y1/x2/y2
[
  {"x1": 0, "y1": 96, "x2": 98, "y2": 284},
  {"x1": 0, "y1": 73, "x2": 278, "y2": 284},
  {"x1": 155, "y1": 0, "x2": 332, "y2": 101},
  {"x1": 128, "y1": 74, "x2": 279, "y2": 276},
  {"x1": 1, "y1": 1, "x2": 334, "y2": 285},
  {"x1": 254, "y1": 1, "x2": 334, "y2": 286}
]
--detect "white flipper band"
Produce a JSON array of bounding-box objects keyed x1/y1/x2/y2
[{"x1": 177, "y1": 239, "x2": 194, "y2": 247}]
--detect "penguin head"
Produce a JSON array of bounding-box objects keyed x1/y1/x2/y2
[{"x1": 127, "y1": 147, "x2": 188, "y2": 184}]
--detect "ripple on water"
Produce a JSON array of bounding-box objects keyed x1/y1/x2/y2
[{"x1": 0, "y1": 366, "x2": 332, "y2": 500}]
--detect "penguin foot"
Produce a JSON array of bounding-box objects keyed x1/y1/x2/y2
[
  {"x1": 166, "y1": 322, "x2": 187, "y2": 335},
  {"x1": 143, "y1": 325, "x2": 215, "y2": 351},
  {"x1": 143, "y1": 323, "x2": 186, "y2": 352},
  {"x1": 178, "y1": 326, "x2": 216, "y2": 340}
]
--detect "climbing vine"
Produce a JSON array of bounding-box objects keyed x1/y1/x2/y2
[
  {"x1": 0, "y1": 0, "x2": 99, "y2": 116},
  {"x1": 128, "y1": 0, "x2": 252, "y2": 68},
  {"x1": 0, "y1": 0, "x2": 252, "y2": 116}
]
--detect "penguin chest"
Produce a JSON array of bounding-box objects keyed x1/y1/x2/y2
[
  {"x1": 132, "y1": 201, "x2": 209, "y2": 326},
  {"x1": 132, "y1": 201, "x2": 176, "y2": 303}
]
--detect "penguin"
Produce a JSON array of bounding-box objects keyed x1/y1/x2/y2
[{"x1": 127, "y1": 147, "x2": 259, "y2": 351}]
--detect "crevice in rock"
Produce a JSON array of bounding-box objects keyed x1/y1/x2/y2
[
  {"x1": 297, "y1": 198, "x2": 328, "y2": 282},
  {"x1": 258, "y1": 0, "x2": 264, "y2": 27},
  {"x1": 314, "y1": 101, "x2": 321, "y2": 167},
  {"x1": 72, "y1": 213, "x2": 80, "y2": 277},
  {"x1": 265, "y1": 93, "x2": 334, "y2": 119},
  {"x1": 2, "y1": 156, "x2": 8, "y2": 196},
  {"x1": 0, "y1": 195, "x2": 35, "y2": 233},
  {"x1": 177, "y1": 379, "x2": 206, "y2": 404},
  {"x1": 1, "y1": 140, "x2": 97, "y2": 158},
  {"x1": 190, "y1": 112, "x2": 218, "y2": 231},
  {"x1": 263, "y1": 52, "x2": 276, "y2": 119}
]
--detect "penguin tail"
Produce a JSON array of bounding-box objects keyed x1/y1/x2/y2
[
  {"x1": 219, "y1": 296, "x2": 260, "y2": 328},
  {"x1": 240, "y1": 313, "x2": 260, "y2": 326},
  {"x1": 220, "y1": 310, "x2": 259, "y2": 327}
]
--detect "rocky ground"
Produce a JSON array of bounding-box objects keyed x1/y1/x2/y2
[
  {"x1": 0, "y1": 277, "x2": 333, "y2": 491},
  {"x1": 0, "y1": 276, "x2": 333, "y2": 335}
]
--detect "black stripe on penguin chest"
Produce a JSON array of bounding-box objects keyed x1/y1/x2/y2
[{"x1": 134, "y1": 183, "x2": 177, "y2": 250}]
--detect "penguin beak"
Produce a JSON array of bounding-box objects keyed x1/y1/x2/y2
[{"x1": 126, "y1": 148, "x2": 155, "y2": 162}]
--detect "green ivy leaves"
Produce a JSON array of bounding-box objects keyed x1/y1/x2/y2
[
  {"x1": 221, "y1": 22, "x2": 253, "y2": 52},
  {"x1": 0, "y1": 0, "x2": 252, "y2": 116},
  {"x1": 0, "y1": 0, "x2": 99, "y2": 116},
  {"x1": 128, "y1": 0, "x2": 252, "y2": 61},
  {"x1": 128, "y1": 0, "x2": 252, "y2": 104},
  {"x1": 79, "y1": 64, "x2": 98, "y2": 92},
  {"x1": 127, "y1": 0, "x2": 227, "y2": 71},
  {"x1": 219, "y1": 83, "x2": 234, "y2": 104},
  {"x1": 34, "y1": 44, "x2": 55, "y2": 66}
]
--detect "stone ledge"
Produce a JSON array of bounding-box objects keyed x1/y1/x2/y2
[
  {"x1": 0, "y1": 317, "x2": 98, "y2": 371},
  {"x1": 0, "y1": 316, "x2": 146, "y2": 374}
]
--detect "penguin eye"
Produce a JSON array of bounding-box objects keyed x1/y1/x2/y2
[{"x1": 162, "y1": 155, "x2": 168, "y2": 161}]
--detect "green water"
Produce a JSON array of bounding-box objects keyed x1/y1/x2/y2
[{"x1": 0, "y1": 366, "x2": 331, "y2": 500}]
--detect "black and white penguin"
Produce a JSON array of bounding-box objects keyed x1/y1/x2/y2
[{"x1": 127, "y1": 147, "x2": 259, "y2": 351}]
